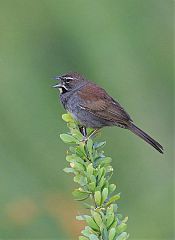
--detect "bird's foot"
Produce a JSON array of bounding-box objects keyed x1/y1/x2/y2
[
  {"x1": 80, "y1": 129, "x2": 100, "y2": 143},
  {"x1": 80, "y1": 136, "x2": 88, "y2": 143}
]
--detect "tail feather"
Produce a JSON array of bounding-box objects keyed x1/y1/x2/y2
[{"x1": 129, "y1": 123, "x2": 164, "y2": 154}]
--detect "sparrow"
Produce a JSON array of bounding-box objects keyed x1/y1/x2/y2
[{"x1": 53, "y1": 72, "x2": 163, "y2": 154}]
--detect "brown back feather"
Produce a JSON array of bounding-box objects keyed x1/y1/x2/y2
[{"x1": 78, "y1": 83, "x2": 132, "y2": 124}]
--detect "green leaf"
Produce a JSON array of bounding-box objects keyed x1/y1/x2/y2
[
  {"x1": 89, "y1": 234, "x2": 99, "y2": 240},
  {"x1": 109, "y1": 219, "x2": 117, "y2": 230},
  {"x1": 98, "y1": 176, "x2": 106, "y2": 189},
  {"x1": 115, "y1": 232, "x2": 129, "y2": 240},
  {"x1": 86, "y1": 138, "x2": 94, "y2": 160},
  {"x1": 83, "y1": 202, "x2": 93, "y2": 209},
  {"x1": 116, "y1": 223, "x2": 127, "y2": 234},
  {"x1": 109, "y1": 228, "x2": 116, "y2": 240},
  {"x1": 106, "y1": 211, "x2": 115, "y2": 229},
  {"x1": 88, "y1": 182, "x2": 96, "y2": 192},
  {"x1": 60, "y1": 133, "x2": 78, "y2": 144},
  {"x1": 63, "y1": 167, "x2": 74, "y2": 173},
  {"x1": 74, "y1": 175, "x2": 87, "y2": 186},
  {"x1": 101, "y1": 157, "x2": 112, "y2": 166},
  {"x1": 69, "y1": 146, "x2": 76, "y2": 153},
  {"x1": 94, "y1": 191, "x2": 101, "y2": 206},
  {"x1": 76, "y1": 157, "x2": 86, "y2": 166},
  {"x1": 122, "y1": 216, "x2": 128, "y2": 223},
  {"x1": 76, "y1": 215, "x2": 89, "y2": 221},
  {"x1": 81, "y1": 226, "x2": 93, "y2": 237},
  {"x1": 91, "y1": 211, "x2": 103, "y2": 228},
  {"x1": 102, "y1": 227, "x2": 108, "y2": 240},
  {"x1": 72, "y1": 189, "x2": 90, "y2": 201},
  {"x1": 71, "y1": 128, "x2": 83, "y2": 141},
  {"x1": 66, "y1": 154, "x2": 85, "y2": 165},
  {"x1": 106, "y1": 194, "x2": 120, "y2": 207},
  {"x1": 75, "y1": 145, "x2": 86, "y2": 158},
  {"x1": 90, "y1": 175, "x2": 96, "y2": 183},
  {"x1": 79, "y1": 236, "x2": 89, "y2": 240},
  {"x1": 79, "y1": 176, "x2": 88, "y2": 186},
  {"x1": 67, "y1": 122, "x2": 77, "y2": 129},
  {"x1": 103, "y1": 182, "x2": 109, "y2": 189},
  {"x1": 108, "y1": 184, "x2": 116, "y2": 194},
  {"x1": 72, "y1": 162, "x2": 85, "y2": 172},
  {"x1": 87, "y1": 163, "x2": 94, "y2": 177},
  {"x1": 97, "y1": 167, "x2": 105, "y2": 182},
  {"x1": 66, "y1": 155, "x2": 74, "y2": 162},
  {"x1": 94, "y1": 141, "x2": 106, "y2": 149},
  {"x1": 87, "y1": 138, "x2": 93, "y2": 153},
  {"x1": 117, "y1": 214, "x2": 123, "y2": 221},
  {"x1": 94, "y1": 156, "x2": 111, "y2": 167},
  {"x1": 62, "y1": 113, "x2": 74, "y2": 122},
  {"x1": 101, "y1": 187, "x2": 108, "y2": 203},
  {"x1": 86, "y1": 216, "x2": 100, "y2": 231},
  {"x1": 105, "y1": 166, "x2": 114, "y2": 180},
  {"x1": 112, "y1": 203, "x2": 118, "y2": 214}
]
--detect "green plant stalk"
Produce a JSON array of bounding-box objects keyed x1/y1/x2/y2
[{"x1": 60, "y1": 113, "x2": 129, "y2": 240}]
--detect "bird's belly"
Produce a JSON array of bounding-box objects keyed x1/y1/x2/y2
[
  {"x1": 65, "y1": 94, "x2": 113, "y2": 128},
  {"x1": 68, "y1": 106, "x2": 113, "y2": 128}
]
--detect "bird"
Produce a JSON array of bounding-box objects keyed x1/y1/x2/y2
[{"x1": 53, "y1": 72, "x2": 163, "y2": 154}]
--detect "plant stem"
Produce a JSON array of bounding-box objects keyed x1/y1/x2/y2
[{"x1": 60, "y1": 113, "x2": 129, "y2": 240}]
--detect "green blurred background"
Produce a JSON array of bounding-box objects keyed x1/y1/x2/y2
[{"x1": 0, "y1": 0, "x2": 173, "y2": 239}]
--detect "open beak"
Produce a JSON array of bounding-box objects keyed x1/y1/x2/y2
[
  {"x1": 52, "y1": 76, "x2": 62, "y2": 88},
  {"x1": 52, "y1": 83, "x2": 62, "y2": 88}
]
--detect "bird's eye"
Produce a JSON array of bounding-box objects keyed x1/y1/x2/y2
[
  {"x1": 63, "y1": 78, "x2": 70, "y2": 84},
  {"x1": 64, "y1": 76, "x2": 73, "y2": 83}
]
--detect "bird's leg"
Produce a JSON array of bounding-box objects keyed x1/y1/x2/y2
[
  {"x1": 79, "y1": 126, "x2": 87, "y2": 140},
  {"x1": 78, "y1": 126, "x2": 87, "y2": 137},
  {"x1": 79, "y1": 126, "x2": 99, "y2": 142},
  {"x1": 82, "y1": 126, "x2": 87, "y2": 138},
  {"x1": 78, "y1": 126, "x2": 83, "y2": 135}
]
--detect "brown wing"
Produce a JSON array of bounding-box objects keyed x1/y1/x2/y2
[{"x1": 78, "y1": 83, "x2": 132, "y2": 124}]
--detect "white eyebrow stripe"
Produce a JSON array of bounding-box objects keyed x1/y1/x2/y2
[{"x1": 64, "y1": 77, "x2": 74, "y2": 80}]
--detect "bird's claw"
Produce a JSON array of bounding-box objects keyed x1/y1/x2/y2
[{"x1": 80, "y1": 136, "x2": 88, "y2": 143}]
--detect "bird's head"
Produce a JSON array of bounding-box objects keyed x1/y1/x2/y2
[{"x1": 53, "y1": 72, "x2": 86, "y2": 94}]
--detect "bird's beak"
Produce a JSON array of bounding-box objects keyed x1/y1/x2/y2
[
  {"x1": 52, "y1": 76, "x2": 62, "y2": 88},
  {"x1": 52, "y1": 83, "x2": 62, "y2": 88},
  {"x1": 55, "y1": 76, "x2": 61, "y2": 80}
]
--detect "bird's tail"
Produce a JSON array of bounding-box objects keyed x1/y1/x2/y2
[{"x1": 129, "y1": 123, "x2": 164, "y2": 154}]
